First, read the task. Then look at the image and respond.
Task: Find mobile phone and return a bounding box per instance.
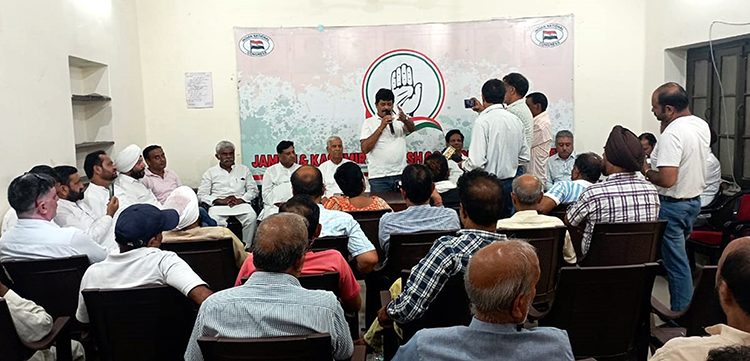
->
[109,183,115,198]
[464,98,475,108]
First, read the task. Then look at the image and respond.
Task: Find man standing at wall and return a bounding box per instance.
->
[525,92,552,184]
[360,89,416,193]
[643,82,710,312]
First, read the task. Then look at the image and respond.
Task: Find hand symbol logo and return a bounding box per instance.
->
[391,63,423,116]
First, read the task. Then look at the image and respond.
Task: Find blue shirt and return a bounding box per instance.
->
[318,205,375,257]
[546,153,576,190]
[544,179,592,206]
[378,204,460,253]
[393,318,573,361]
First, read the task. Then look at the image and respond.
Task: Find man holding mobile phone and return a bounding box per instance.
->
[360,88,416,193]
[79,150,120,252]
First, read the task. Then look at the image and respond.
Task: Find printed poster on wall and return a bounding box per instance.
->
[234,15,574,181]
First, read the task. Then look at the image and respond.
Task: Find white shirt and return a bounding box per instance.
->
[54,199,117,252]
[2,289,53,343]
[506,98,534,162]
[114,174,162,211]
[360,115,408,179]
[651,115,710,199]
[2,209,18,235]
[319,158,352,197]
[198,164,259,204]
[78,183,119,253]
[529,111,552,184]
[701,152,721,207]
[447,160,463,185]
[258,163,300,220]
[318,205,375,257]
[0,219,107,263]
[76,247,207,323]
[463,104,529,179]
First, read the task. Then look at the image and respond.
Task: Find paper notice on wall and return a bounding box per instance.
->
[185,72,213,108]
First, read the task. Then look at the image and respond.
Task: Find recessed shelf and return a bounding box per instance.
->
[72,93,112,103]
[75,141,114,150]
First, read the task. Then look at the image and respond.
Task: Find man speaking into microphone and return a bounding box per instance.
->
[360,88,416,192]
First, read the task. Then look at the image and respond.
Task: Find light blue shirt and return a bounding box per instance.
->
[544,179,592,206]
[393,318,573,361]
[378,204,460,253]
[317,205,374,257]
[545,153,577,190]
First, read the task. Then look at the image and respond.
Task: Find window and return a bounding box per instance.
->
[687,37,750,188]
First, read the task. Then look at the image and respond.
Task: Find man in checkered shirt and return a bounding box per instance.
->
[565,126,660,256]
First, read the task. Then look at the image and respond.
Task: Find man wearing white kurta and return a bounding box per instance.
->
[258,140,301,220]
[360,88,416,193]
[462,79,529,218]
[78,150,121,253]
[0,173,107,263]
[112,144,162,211]
[198,141,259,244]
[320,136,352,197]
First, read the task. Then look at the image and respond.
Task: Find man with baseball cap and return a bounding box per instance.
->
[75,204,213,324]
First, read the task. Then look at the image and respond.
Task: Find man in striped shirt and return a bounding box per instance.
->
[185,213,353,361]
[565,126,660,256]
[538,152,602,214]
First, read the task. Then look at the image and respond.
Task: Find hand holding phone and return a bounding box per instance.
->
[463,98,475,108]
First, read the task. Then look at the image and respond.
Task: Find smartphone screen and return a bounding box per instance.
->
[464,99,475,108]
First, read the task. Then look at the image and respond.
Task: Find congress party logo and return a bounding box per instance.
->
[239,33,275,57]
[362,49,445,131]
[531,23,568,48]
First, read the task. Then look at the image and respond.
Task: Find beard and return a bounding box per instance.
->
[67,190,84,202]
[130,168,146,180]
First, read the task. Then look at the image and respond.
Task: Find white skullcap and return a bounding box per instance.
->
[114,144,142,173]
[163,186,200,230]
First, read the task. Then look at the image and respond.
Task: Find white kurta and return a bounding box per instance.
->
[258,163,300,220]
[319,158,352,197]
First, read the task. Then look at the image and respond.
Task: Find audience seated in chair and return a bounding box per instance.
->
[79,151,121,252]
[378,164,460,253]
[185,213,354,361]
[706,345,750,361]
[291,165,378,273]
[320,136,356,197]
[76,204,212,324]
[197,140,259,244]
[651,237,750,360]
[537,152,602,214]
[364,169,508,350]
[392,240,573,361]
[565,126,660,256]
[112,144,162,211]
[2,165,73,236]
[140,145,183,204]
[235,194,361,313]
[0,173,108,263]
[161,187,248,268]
[257,140,300,220]
[497,174,576,263]
[424,152,460,208]
[323,162,391,212]
[0,280,85,361]
[702,129,722,207]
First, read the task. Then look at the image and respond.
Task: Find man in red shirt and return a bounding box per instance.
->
[235,194,361,313]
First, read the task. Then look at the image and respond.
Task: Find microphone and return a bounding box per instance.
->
[387,110,395,135]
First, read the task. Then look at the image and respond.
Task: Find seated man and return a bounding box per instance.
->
[185,213,353,361]
[537,152,602,214]
[379,164,460,253]
[112,144,162,210]
[651,237,750,360]
[258,140,300,220]
[53,165,118,248]
[497,174,576,264]
[392,240,573,361]
[0,173,107,263]
[141,144,182,204]
[79,151,121,252]
[198,140,259,244]
[1,165,62,235]
[320,136,353,197]
[545,130,576,190]
[565,126,660,256]
[424,152,460,207]
[702,130,722,207]
[76,204,212,324]
[1,280,85,361]
[235,194,361,313]
[161,187,247,268]
[291,165,378,273]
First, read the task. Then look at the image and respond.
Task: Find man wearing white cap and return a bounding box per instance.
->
[112,144,161,211]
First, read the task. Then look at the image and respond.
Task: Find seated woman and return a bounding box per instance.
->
[424,152,460,208]
[323,162,391,212]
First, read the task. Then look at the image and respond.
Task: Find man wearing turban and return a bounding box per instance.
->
[565,125,661,258]
[113,144,162,211]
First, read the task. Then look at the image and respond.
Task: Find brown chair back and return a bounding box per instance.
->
[579,221,666,266]
[309,236,349,259]
[539,263,659,360]
[500,226,566,304]
[382,230,457,282]
[297,272,340,295]
[82,285,198,361]
[677,266,726,336]
[350,209,391,253]
[0,298,33,361]
[197,333,332,361]
[549,203,570,221]
[0,255,89,318]
[160,238,237,291]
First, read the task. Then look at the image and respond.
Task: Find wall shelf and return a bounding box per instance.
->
[75,141,115,150]
[69,55,113,171]
[72,93,112,103]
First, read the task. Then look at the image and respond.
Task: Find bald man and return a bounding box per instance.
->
[185,213,353,361]
[652,237,750,360]
[393,240,573,361]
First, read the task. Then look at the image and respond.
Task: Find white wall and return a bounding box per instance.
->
[0,0,146,224]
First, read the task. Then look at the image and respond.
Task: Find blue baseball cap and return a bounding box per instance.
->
[115,204,179,247]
